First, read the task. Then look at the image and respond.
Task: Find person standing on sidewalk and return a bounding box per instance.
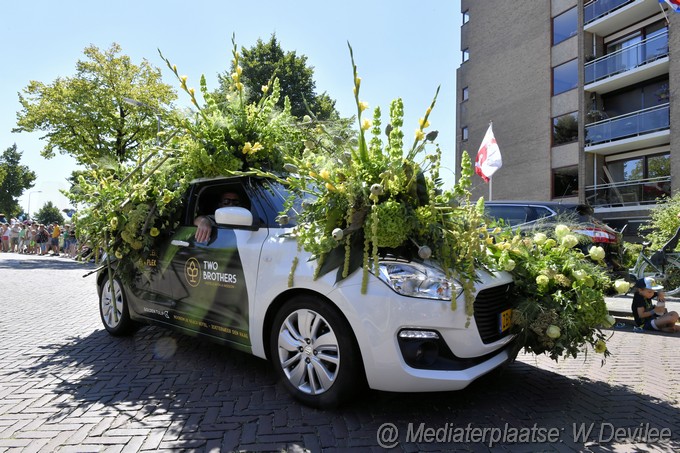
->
[50,221,61,256]
[631,277,680,333]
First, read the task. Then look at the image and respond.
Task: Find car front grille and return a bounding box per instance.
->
[473,283,514,344]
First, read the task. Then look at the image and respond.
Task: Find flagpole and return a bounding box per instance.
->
[660,1,670,24]
[489,177,493,201]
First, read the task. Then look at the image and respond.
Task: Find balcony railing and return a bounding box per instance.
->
[585,31,668,84]
[586,176,671,207]
[584,103,669,146]
[584,0,635,24]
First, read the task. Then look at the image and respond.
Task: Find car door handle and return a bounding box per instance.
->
[171,240,190,247]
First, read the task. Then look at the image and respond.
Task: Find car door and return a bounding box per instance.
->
[161,179,270,351]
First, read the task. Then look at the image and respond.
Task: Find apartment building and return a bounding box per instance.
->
[456,0,678,237]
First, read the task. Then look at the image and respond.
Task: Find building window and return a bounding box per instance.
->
[552,112,578,145]
[462,10,469,24]
[462,126,469,141]
[605,153,670,203]
[552,7,577,46]
[552,59,578,95]
[462,48,469,62]
[553,166,579,198]
[462,86,469,102]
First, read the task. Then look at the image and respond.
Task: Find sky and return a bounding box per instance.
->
[1,0,462,217]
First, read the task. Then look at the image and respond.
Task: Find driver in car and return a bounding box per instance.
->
[194,192,242,243]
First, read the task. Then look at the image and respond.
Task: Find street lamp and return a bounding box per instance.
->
[123,97,161,145]
[27,190,42,219]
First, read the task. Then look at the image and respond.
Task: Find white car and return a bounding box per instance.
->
[98,176,516,407]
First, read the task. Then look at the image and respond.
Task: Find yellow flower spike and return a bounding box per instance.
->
[361,118,372,131]
[172,64,177,73]
[251,142,263,153]
[242,142,253,155]
[308,171,318,178]
[320,169,330,180]
[261,85,269,93]
[231,72,239,82]
[415,129,425,141]
[358,101,368,112]
[418,118,430,128]
[236,65,242,75]
[355,76,361,88]
[188,88,195,96]
[325,182,337,192]
[236,82,244,91]
[180,75,188,85]
[150,227,160,237]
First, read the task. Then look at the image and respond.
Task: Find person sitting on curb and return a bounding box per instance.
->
[194,191,243,243]
[631,277,680,333]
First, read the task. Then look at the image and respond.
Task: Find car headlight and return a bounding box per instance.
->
[376,261,463,300]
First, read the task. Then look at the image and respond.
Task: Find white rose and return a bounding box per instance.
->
[555,224,570,239]
[533,233,547,245]
[589,246,606,261]
[546,325,561,339]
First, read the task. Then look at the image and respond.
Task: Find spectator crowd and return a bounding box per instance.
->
[0,214,79,258]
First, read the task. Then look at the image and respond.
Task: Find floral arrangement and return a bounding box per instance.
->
[486,222,628,361]
[72,36,301,282]
[278,45,489,312]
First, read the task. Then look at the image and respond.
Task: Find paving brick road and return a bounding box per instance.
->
[1,252,680,452]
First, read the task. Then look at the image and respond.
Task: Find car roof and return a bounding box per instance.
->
[484,200,593,215]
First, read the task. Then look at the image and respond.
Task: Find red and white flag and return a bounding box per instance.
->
[660,0,680,13]
[475,124,502,182]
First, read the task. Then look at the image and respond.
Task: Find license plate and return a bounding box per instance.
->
[499,309,513,333]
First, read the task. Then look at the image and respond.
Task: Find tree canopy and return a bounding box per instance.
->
[217,34,338,120]
[34,201,65,225]
[0,144,37,217]
[14,43,177,166]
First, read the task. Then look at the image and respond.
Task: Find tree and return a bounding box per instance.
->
[0,144,37,217]
[34,201,65,225]
[217,34,338,120]
[14,43,177,166]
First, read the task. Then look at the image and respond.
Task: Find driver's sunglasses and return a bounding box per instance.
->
[220,197,241,207]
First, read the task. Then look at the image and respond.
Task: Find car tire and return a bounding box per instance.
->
[269,295,364,408]
[99,277,138,336]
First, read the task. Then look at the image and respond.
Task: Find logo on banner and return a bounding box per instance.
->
[184,257,201,287]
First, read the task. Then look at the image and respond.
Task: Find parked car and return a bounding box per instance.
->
[98,176,516,408]
[484,200,626,277]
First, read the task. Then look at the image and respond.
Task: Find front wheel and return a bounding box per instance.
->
[269,296,364,408]
[638,256,680,297]
[99,277,138,336]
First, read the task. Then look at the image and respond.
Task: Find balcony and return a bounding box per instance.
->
[584,0,662,36]
[585,31,669,93]
[586,176,670,207]
[584,104,670,154]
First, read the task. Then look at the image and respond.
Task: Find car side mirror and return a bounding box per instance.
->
[214,207,253,227]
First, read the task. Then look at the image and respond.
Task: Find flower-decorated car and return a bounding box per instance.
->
[97,175,517,408]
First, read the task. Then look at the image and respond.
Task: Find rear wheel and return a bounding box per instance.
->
[638,256,680,296]
[269,296,364,408]
[99,277,137,336]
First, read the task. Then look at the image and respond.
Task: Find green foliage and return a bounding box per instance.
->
[0,144,37,217]
[642,192,680,250]
[216,34,338,120]
[35,201,65,225]
[14,43,176,165]
[487,225,615,362]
